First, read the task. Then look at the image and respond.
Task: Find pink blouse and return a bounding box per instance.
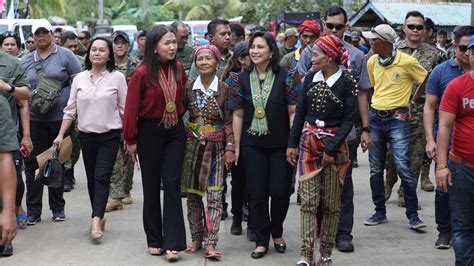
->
[63,70,127,133]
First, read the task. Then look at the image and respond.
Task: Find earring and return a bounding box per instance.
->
[154,50,157,54]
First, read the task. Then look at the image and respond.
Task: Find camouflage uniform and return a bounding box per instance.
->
[109,57,140,200]
[176,45,196,72]
[385,40,442,202]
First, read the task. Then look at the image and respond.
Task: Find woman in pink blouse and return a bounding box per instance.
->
[53,37,127,243]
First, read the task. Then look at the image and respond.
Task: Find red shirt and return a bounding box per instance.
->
[123,62,187,144]
[439,73,474,160]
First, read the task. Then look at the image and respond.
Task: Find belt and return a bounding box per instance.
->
[370,107,408,117]
[449,152,474,168]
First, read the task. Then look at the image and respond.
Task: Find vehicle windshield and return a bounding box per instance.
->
[96,27,113,34]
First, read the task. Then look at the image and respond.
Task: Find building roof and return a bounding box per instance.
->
[349,1,471,27]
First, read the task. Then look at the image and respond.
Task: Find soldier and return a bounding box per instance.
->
[278,28,298,60]
[385,11,442,206]
[132,31,146,62]
[170,21,195,73]
[106,31,140,212]
[78,31,91,50]
[59,31,85,192]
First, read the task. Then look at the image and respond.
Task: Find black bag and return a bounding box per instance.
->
[39,147,63,188]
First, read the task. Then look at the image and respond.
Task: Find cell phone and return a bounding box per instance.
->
[19,146,29,158]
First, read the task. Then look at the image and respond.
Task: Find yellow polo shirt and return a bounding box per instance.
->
[368,51,428,110]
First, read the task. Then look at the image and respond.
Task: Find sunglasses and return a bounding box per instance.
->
[325,23,345,31]
[457,45,468,53]
[27,40,34,44]
[2,31,16,38]
[406,24,424,31]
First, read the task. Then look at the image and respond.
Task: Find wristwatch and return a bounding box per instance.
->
[7,82,15,93]
[362,126,371,133]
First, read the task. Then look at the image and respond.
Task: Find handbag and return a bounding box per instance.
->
[39,146,63,188]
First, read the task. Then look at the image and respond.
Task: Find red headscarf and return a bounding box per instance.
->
[194,45,221,62]
[298,20,321,36]
[315,35,350,69]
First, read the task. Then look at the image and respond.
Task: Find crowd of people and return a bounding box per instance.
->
[0,5,473,266]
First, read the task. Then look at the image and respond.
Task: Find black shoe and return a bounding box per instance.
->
[0,244,13,257]
[435,231,452,249]
[336,238,355,252]
[250,248,267,259]
[242,203,249,222]
[231,216,243,235]
[221,208,228,220]
[274,242,286,253]
[247,227,257,242]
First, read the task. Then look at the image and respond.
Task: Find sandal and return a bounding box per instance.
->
[185,241,202,254]
[147,247,163,256]
[203,245,222,259]
[165,250,179,262]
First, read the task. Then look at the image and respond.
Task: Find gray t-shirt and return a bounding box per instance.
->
[297,41,370,140]
[21,44,82,122]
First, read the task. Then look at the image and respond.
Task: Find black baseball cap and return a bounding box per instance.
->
[233,41,249,58]
[112,30,130,43]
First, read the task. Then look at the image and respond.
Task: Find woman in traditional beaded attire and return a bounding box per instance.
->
[287,35,357,266]
[230,31,301,259]
[183,45,235,258]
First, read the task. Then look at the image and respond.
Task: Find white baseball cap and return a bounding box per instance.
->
[362,24,397,44]
[32,20,53,34]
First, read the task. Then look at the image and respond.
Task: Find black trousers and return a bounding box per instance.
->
[241,146,292,248]
[231,162,246,218]
[24,121,65,216]
[13,150,25,206]
[78,130,120,218]
[336,139,358,241]
[137,118,186,251]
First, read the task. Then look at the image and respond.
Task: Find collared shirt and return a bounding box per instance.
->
[192,75,219,93]
[368,51,428,110]
[21,43,82,122]
[0,51,30,123]
[312,69,343,86]
[426,57,465,138]
[188,52,232,81]
[63,70,128,134]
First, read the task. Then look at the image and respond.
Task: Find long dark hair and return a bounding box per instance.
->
[84,37,115,72]
[248,31,280,74]
[143,25,179,86]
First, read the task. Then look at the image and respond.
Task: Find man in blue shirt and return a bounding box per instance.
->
[424,26,474,250]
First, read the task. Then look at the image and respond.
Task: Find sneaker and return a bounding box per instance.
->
[52,210,66,222]
[364,213,387,226]
[0,244,13,257]
[336,238,354,252]
[27,214,41,226]
[408,216,426,230]
[434,231,452,249]
[16,209,28,229]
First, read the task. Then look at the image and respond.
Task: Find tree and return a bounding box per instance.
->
[165,0,241,20]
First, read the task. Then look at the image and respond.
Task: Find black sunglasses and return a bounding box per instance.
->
[325,23,345,31]
[406,24,424,31]
[27,40,34,44]
[457,45,468,53]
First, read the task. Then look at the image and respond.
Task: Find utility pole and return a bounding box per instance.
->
[98,0,104,21]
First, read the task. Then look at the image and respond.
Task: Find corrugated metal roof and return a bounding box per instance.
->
[371,2,471,26]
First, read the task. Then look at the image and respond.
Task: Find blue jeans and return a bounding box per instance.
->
[368,111,419,219]
[448,159,474,266]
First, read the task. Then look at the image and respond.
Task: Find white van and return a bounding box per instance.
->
[0,19,52,46]
[113,25,138,40]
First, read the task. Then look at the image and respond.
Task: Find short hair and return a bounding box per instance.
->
[230,23,245,38]
[137,30,147,39]
[405,11,425,22]
[208,19,230,35]
[438,30,447,36]
[248,31,280,74]
[80,30,91,39]
[170,21,187,33]
[454,26,474,44]
[54,27,63,34]
[84,37,115,72]
[0,31,21,48]
[27,33,34,39]
[60,31,77,45]
[424,17,435,31]
[325,6,348,24]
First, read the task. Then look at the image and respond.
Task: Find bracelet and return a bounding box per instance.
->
[435,164,448,170]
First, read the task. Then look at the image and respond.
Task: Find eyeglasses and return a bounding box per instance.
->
[325,23,345,31]
[27,41,34,44]
[406,24,424,31]
[457,45,468,53]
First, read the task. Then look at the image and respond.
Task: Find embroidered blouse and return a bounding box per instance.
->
[288,69,358,156]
